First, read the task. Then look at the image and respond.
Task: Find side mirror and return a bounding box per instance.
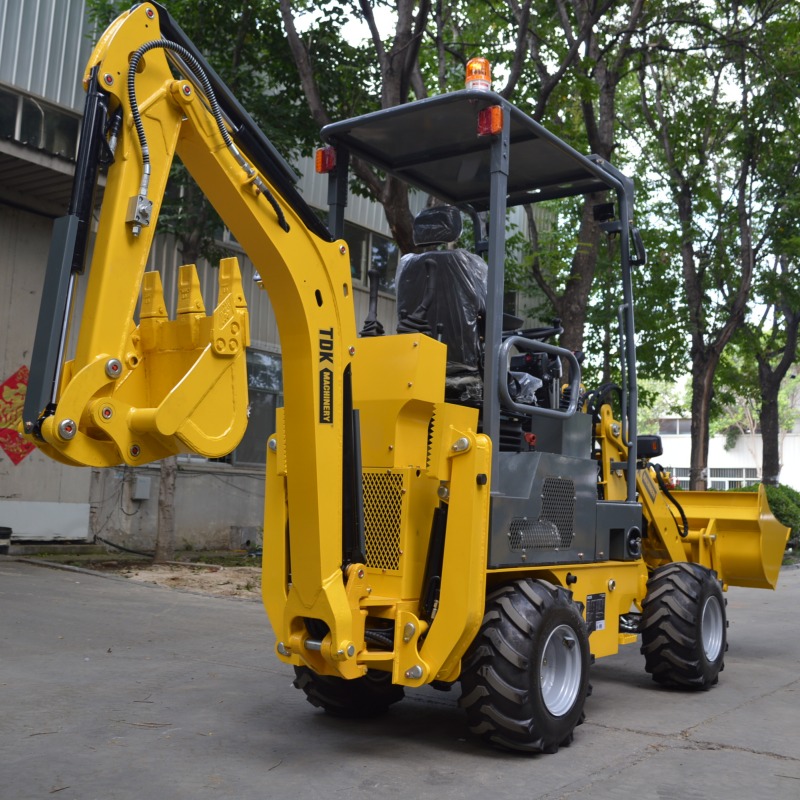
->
[630,226,647,267]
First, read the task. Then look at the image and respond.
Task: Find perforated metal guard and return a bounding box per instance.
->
[362,471,403,570]
[509,518,560,550]
[508,477,576,551]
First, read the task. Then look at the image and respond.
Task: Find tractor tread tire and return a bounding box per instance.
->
[459,578,590,754]
[293,666,404,718]
[641,562,728,690]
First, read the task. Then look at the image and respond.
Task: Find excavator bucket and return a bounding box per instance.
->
[674,485,789,590]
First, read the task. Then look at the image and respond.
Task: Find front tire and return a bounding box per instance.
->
[641,562,727,689]
[459,579,590,753]
[293,666,404,718]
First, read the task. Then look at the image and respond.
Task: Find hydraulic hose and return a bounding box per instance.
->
[653,463,689,538]
[126,39,289,231]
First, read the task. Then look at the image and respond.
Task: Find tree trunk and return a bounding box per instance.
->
[688,357,715,490]
[381,176,416,254]
[153,455,178,564]
[757,304,800,486]
[557,198,602,353]
[758,387,781,486]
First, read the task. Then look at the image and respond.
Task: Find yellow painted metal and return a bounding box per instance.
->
[544,562,647,659]
[264,332,492,686]
[636,467,690,566]
[24,4,250,467]
[594,405,628,503]
[29,4,373,685]
[176,58,360,677]
[677,485,787,589]
[352,334,446,469]
[637,467,788,589]
[598,398,789,590]
[488,562,648,660]
[34,4,791,699]
[419,426,491,683]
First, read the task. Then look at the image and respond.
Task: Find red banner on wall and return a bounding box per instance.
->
[0,365,36,465]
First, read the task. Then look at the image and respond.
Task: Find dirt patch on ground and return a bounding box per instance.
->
[22,552,265,599]
[117,562,262,599]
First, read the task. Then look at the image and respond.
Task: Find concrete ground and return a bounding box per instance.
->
[1,559,799,800]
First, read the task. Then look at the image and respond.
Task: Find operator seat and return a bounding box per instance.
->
[395,205,487,403]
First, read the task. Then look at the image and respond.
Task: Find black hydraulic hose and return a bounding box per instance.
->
[127,39,289,231]
[653,463,689,538]
[586,382,622,422]
[365,629,394,649]
[360,269,385,337]
[94,534,154,558]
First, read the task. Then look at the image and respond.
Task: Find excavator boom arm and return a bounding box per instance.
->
[23,2,355,466]
[21,2,372,675]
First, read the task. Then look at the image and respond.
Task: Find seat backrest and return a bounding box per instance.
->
[396,205,488,371]
[396,248,487,371]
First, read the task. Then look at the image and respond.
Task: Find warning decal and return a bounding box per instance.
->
[586,593,606,634]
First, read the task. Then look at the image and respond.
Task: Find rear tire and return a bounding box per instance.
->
[293,666,404,718]
[459,579,590,753]
[641,562,727,689]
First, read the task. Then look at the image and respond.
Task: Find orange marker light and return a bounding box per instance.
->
[315,145,337,174]
[465,57,491,91]
[477,105,503,136]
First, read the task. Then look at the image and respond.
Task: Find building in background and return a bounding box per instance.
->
[658,417,800,491]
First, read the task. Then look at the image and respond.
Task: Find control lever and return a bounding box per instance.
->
[359,268,385,337]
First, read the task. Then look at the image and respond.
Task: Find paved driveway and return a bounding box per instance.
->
[2,559,799,799]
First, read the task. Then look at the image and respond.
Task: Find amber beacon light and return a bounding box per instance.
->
[465,57,491,91]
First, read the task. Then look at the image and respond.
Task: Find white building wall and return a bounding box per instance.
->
[0,206,93,538]
[660,432,800,491]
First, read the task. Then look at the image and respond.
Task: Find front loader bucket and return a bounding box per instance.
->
[675,485,789,590]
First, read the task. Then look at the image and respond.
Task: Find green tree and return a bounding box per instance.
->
[505,0,647,354]
[715,302,800,482]
[629,0,800,488]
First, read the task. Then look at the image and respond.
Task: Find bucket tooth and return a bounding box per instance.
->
[212,256,250,353]
[177,263,206,316]
[140,271,168,351]
[141,271,168,319]
[218,256,246,308]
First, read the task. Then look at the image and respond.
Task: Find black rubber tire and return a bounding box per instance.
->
[459,579,591,753]
[640,562,728,690]
[293,666,404,718]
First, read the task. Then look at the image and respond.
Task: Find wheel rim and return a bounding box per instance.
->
[540,624,582,717]
[701,595,724,661]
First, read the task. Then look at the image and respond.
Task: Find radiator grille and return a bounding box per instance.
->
[362,472,403,570]
[509,477,576,551]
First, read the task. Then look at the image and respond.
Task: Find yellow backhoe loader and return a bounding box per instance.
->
[21,3,789,753]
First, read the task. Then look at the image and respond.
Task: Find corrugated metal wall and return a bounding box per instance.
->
[0,0,92,110]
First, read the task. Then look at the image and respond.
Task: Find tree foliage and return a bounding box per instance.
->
[622,0,800,487]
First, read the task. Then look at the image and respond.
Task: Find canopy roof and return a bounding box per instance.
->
[321,89,619,211]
